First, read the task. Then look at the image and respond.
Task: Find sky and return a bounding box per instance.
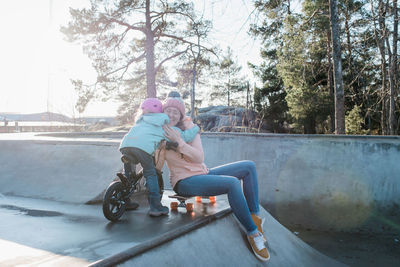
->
[0,0,268,118]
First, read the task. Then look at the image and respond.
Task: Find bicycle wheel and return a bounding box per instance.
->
[103,181,126,221]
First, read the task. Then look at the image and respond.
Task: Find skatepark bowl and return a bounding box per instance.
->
[0,132,399,266]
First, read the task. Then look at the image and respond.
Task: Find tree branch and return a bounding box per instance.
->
[155,48,190,73]
[158,33,213,53]
[109,18,146,33]
[104,52,146,77]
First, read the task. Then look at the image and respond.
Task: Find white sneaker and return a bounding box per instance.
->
[247,232,270,261]
[251,214,266,242]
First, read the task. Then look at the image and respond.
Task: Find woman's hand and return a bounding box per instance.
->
[163,125,182,143]
[158,140,167,150]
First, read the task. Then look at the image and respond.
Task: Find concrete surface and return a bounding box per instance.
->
[201,133,400,232]
[288,225,400,267]
[1,131,399,265]
[0,134,120,203]
[0,190,231,266]
[0,188,343,266]
[1,132,399,232]
[5,131,400,232]
[115,206,343,267]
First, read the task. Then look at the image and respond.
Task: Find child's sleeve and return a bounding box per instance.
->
[172,124,200,143]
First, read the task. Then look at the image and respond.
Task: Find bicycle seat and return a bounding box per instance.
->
[121,153,139,164]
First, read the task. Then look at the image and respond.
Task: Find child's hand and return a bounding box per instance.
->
[182,116,195,129]
[163,125,182,143]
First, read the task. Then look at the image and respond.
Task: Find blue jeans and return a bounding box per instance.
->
[120,147,160,199]
[174,160,260,235]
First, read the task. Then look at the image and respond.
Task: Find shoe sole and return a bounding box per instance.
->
[148,211,169,217]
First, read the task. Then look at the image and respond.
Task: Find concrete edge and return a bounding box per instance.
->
[35,131,400,140]
[88,208,232,267]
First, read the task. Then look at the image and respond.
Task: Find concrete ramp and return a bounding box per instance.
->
[0,133,345,266]
[0,138,121,203]
[92,207,344,267]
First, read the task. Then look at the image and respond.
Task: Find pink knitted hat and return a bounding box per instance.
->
[162,94,185,118]
[141,98,163,113]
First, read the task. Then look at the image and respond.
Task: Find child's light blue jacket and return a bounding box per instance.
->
[119,113,199,155]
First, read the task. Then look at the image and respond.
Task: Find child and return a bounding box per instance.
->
[119,98,199,216]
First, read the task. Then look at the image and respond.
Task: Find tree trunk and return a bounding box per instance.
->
[387,36,395,135]
[371,0,388,135]
[227,79,230,107]
[344,0,360,106]
[375,0,387,134]
[246,81,250,110]
[191,60,197,119]
[145,0,156,98]
[344,1,353,68]
[389,0,398,135]
[190,35,201,119]
[327,31,335,133]
[304,117,316,134]
[329,0,345,134]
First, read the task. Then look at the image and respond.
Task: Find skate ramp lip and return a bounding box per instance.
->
[91,206,345,267]
[90,206,232,267]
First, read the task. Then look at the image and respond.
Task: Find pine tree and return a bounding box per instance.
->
[61,0,212,117]
[346,105,367,134]
[209,47,246,107]
[250,0,290,132]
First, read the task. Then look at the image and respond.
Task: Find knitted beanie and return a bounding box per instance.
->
[141,98,163,113]
[162,91,186,118]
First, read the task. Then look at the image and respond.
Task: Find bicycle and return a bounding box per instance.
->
[102,152,164,222]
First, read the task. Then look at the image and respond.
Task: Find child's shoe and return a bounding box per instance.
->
[247,232,270,261]
[251,214,266,241]
[148,196,169,217]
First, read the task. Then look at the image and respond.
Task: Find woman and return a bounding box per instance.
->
[155,92,270,261]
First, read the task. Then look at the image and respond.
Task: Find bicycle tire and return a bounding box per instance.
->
[103,181,126,221]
